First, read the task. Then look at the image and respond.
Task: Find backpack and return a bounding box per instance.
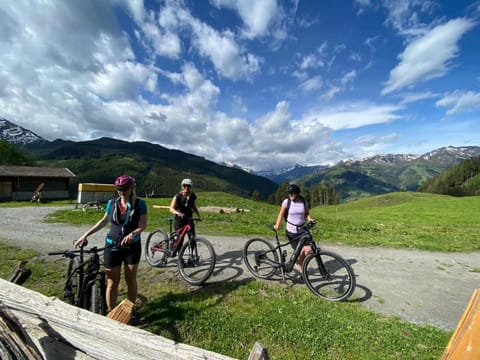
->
[284,196,307,222]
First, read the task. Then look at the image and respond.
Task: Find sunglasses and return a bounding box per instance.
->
[116,187,131,192]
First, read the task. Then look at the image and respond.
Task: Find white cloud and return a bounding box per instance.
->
[90,62,156,100]
[436,90,480,115]
[398,91,439,104]
[341,70,357,87]
[210,0,280,39]
[190,19,263,81]
[299,75,322,92]
[382,18,476,94]
[304,102,403,130]
[381,0,437,39]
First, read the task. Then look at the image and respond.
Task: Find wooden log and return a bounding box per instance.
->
[0,302,43,360]
[0,278,236,360]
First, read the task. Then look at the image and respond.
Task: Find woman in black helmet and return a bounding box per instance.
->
[274,184,314,281]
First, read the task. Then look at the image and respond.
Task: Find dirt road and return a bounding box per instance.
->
[1,206,479,331]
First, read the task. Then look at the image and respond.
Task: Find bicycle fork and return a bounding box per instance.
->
[314,251,330,279]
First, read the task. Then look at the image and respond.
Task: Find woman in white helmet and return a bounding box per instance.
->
[169,178,202,236]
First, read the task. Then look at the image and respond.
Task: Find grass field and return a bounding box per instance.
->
[3,191,477,359]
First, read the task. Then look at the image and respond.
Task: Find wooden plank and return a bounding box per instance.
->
[0,278,237,360]
[106,299,133,324]
[441,288,480,359]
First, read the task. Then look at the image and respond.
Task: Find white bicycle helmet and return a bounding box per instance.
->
[181,178,193,187]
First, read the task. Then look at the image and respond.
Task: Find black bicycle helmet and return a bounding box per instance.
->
[286,184,300,194]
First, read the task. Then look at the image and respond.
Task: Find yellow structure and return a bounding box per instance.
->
[77,183,116,204]
[441,288,480,359]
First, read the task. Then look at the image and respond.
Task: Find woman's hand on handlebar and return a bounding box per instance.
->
[74,236,88,249]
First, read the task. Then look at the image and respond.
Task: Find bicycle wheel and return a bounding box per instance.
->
[64,257,81,305]
[243,238,279,280]
[303,250,356,301]
[89,277,107,315]
[178,237,216,286]
[145,229,169,267]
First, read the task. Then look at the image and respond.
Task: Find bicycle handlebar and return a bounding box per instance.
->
[269,220,316,233]
[48,244,114,257]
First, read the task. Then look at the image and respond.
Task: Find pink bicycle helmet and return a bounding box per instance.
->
[114,175,136,188]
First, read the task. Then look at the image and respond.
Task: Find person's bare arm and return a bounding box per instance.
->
[74,213,109,248]
[273,206,286,231]
[169,196,183,217]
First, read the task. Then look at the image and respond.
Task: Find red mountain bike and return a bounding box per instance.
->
[145,218,216,285]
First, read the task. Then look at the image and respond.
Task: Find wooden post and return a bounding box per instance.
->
[248,341,269,360]
[7,261,31,285]
[441,288,480,359]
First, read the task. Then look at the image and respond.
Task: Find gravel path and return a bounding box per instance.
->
[2,205,480,331]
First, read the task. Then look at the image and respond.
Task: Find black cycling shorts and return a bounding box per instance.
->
[286,231,310,250]
[104,240,141,268]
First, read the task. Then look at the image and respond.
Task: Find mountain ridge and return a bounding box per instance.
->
[2,116,479,202]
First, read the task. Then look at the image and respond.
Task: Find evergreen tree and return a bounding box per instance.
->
[275,181,290,204]
[0,140,35,165]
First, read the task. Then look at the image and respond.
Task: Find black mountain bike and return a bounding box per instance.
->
[145,218,216,285]
[48,244,109,314]
[243,222,356,301]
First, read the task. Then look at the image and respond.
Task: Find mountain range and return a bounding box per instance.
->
[0,117,46,145]
[1,117,479,202]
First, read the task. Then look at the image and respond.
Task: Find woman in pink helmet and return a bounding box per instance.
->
[74,175,147,312]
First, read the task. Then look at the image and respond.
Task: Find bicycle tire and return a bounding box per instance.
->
[145,228,169,267]
[178,237,216,285]
[64,257,81,305]
[243,238,279,280]
[302,250,356,301]
[89,278,107,315]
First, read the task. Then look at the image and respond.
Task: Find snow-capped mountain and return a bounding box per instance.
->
[0,117,47,145]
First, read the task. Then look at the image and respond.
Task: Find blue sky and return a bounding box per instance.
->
[1,0,479,171]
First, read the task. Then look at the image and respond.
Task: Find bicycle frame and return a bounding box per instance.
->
[272,225,317,273]
[167,218,197,255]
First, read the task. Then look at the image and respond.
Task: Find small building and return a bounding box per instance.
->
[0,165,76,202]
[77,183,116,205]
